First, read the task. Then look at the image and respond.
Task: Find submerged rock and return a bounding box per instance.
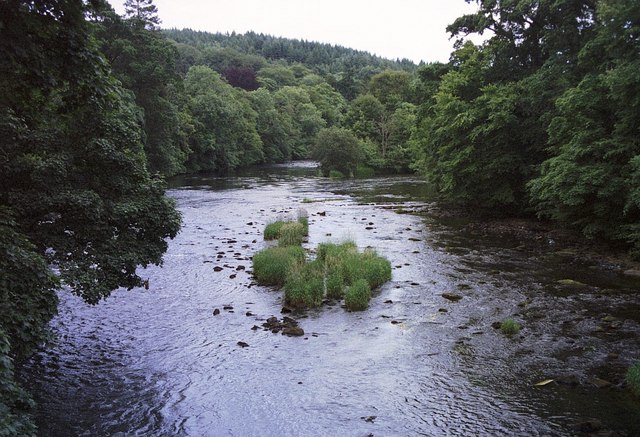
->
[441,293,463,302]
[623,269,640,278]
[557,279,587,287]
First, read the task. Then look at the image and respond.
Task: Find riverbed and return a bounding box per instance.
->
[25,162,640,436]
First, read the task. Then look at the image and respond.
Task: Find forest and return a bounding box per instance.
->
[1,0,639,434]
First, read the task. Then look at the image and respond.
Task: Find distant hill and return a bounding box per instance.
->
[163,29,418,75]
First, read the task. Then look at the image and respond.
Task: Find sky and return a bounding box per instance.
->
[111,0,482,64]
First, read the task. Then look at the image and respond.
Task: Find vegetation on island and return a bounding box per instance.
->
[2,0,640,433]
[252,220,392,311]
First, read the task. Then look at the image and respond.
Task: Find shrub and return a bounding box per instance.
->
[264,220,286,240]
[284,261,324,308]
[252,246,305,286]
[354,165,375,178]
[278,222,306,247]
[626,362,640,397]
[500,319,521,336]
[345,279,371,311]
[329,169,346,179]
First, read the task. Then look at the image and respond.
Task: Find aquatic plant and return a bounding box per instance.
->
[264,220,286,240]
[345,279,371,311]
[500,318,521,336]
[278,222,306,247]
[284,261,325,308]
[252,246,305,286]
[626,362,640,397]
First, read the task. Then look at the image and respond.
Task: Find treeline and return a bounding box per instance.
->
[413,0,640,257]
[95,20,423,177]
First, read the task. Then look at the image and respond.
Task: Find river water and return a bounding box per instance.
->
[24,162,640,436]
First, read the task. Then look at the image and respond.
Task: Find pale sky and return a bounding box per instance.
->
[110,0,482,63]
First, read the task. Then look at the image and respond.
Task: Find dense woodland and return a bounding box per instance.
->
[1,0,639,433]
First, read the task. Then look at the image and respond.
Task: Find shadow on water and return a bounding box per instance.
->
[23,161,640,436]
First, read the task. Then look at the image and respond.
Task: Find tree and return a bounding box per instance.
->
[124,0,161,30]
[95,8,188,177]
[0,0,180,431]
[183,65,263,171]
[312,127,363,176]
[528,0,640,255]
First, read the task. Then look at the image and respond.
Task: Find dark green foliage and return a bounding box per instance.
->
[626,362,640,397]
[283,261,325,309]
[344,279,372,311]
[252,246,305,286]
[325,269,346,299]
[312,127,363,176]
[0,209,58,435]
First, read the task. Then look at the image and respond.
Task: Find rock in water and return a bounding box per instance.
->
[441,293,463,302]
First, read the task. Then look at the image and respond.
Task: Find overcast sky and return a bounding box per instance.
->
[110,0,481,63]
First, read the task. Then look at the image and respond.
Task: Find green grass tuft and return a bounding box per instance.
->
[284,261,325,308]
[344,279,371,311]
[264,220,286,240]
[252,246,305,286]
[278,221,306,247]
[626,362,640,397]
[500,318,521,336]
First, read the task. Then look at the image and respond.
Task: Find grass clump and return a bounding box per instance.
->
[500,318,521,336]
[252,246,305,286]
[254,220,392,311]
[278,222,306,247]
[341,249,392,289]
[264,220,286,240]
[626,362,640,397]
[263,212,309,242]
[344,279,371,311]
[284,261,325,309]
[329,169,346,179]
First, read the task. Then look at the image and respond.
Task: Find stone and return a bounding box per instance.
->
[557,279,587,287]
[441,293,463,302]
[282,327,304,337]
[213,308,220,316]
[623,269,640,278]
[237,341,249,348]
[213,266,223,272]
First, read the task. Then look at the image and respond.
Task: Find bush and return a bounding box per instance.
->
[626,362,640,397]
[354,165,375,178]
[500,318,521,336]
[278,222,306,247]
[264,220,286,240]
[284,261,325,308]
[329,169,346,179]
[252,246,305,286]
[345,279,371,311]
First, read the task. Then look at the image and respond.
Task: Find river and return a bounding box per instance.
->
[24,162,640,436]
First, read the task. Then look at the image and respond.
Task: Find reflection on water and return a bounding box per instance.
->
[24,162,640,436]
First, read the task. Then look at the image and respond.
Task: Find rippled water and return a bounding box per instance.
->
[24,162,640,436]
